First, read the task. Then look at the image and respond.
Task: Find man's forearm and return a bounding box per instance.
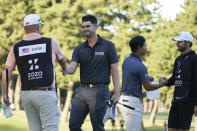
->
[1,67,11,97]
[112,66,120,94]
[65,61,78,74]
[66,67,75,74]
[167,75,174,86]
[2,69,7,96]
[58,56,66,71]
[2,67,13,105]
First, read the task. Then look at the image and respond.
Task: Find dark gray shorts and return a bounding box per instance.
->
[168,99,194,129]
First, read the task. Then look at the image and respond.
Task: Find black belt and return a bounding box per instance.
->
[121,93,142,103]
[22,88,56,91]
[121,93,140,98]
[81,83,108,88]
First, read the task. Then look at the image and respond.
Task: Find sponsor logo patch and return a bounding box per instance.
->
[19,44,46,56]
[95,52,104,56]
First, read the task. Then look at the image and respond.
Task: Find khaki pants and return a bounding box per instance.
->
[20,90,60,131]
[118,95,143,131]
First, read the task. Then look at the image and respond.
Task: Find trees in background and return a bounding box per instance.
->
[0,0,197,128]
[144,0,197,106]
[142,0,197,127]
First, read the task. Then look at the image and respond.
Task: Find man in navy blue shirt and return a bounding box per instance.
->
[65,15,119,131]
[118,36,165,131]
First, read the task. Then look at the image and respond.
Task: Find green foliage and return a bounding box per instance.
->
[0,111,195,130]
[0,0,159,91]
[0,0,27,69]
[143,0,197,105]
[1,0,196,105]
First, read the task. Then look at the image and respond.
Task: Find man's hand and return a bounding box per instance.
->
[149,76,154,81]
[3,95,10,106]
[194,106,197,117]
[159,77,167,83]
[61,70,67,76]
[111,91,119,104]
[159,77,168,86]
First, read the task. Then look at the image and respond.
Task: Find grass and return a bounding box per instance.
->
[0,111,195,131]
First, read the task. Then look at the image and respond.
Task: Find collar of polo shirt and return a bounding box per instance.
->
[130,53,142,62]
[84,35,102,47]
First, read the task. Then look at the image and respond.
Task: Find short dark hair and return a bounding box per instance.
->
[129,36,146,52]
[82,15,97,25]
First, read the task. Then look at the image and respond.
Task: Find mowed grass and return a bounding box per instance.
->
[0,111,195,131]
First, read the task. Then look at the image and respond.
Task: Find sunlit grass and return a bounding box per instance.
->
[0,111,195,131]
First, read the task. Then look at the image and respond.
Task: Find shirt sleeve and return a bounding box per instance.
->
[5,46,16,70]
[191,55,197,105]
[72,46,80,63]
[167,75,175,86]
[108,43,119,64]
[138,65,149,83]
[166,59,177,86]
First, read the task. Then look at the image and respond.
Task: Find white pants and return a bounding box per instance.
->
[20,90,60,131]
[118,95,143,131]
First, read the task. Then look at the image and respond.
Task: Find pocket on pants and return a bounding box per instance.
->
[97,86,110,100]
[53,92,58,105]
[119,96,143,114]
[95,86,110,111]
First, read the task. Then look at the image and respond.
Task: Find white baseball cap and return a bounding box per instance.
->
[24,14,44,26]
[172,31,193,43]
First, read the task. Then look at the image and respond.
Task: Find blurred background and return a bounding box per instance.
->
[0,0,197,130]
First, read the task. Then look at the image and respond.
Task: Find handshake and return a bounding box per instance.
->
[61,68,74,76]
[149,76,168,87]
[157,77,168,87]
[159,77,167,83]
[60,62,78,76]
[61,69,67,76]
[159,77,167,81]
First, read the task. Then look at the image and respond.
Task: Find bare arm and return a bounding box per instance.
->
[66,61,78,74]
[111,63,120,103]
[2,66,14,105]
[142,77,167,91]
[52,39,67,75]
[57,56,66,71]
[2,47,16,105]
[194,106,197,117]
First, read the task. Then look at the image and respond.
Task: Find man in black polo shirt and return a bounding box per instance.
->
[160,31,197,131]
[66,15,120,131]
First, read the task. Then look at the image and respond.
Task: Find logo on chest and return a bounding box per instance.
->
[95,52,104,56]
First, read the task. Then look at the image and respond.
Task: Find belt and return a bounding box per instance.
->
[22,88,56,91]
[121,93,140,98]
[121,93,142,103]
[81,83,108,88]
